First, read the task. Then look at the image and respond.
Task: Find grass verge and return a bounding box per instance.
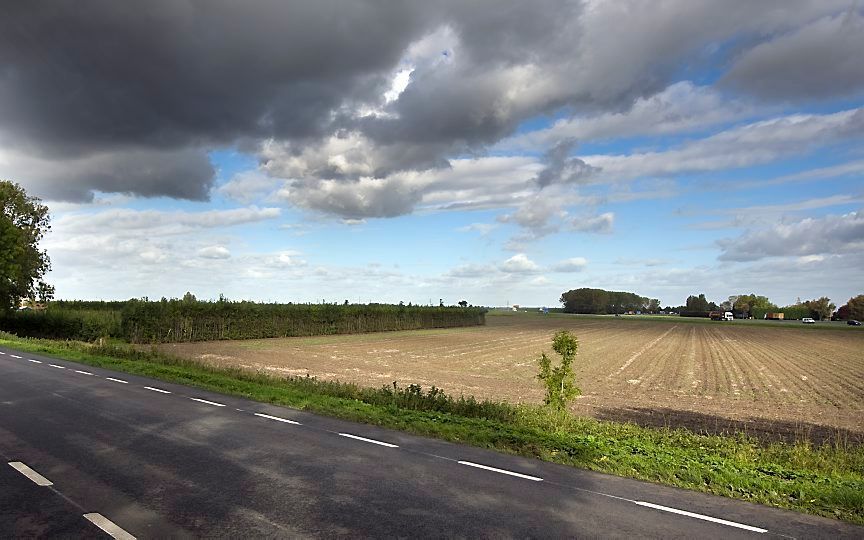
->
[2,332,862,525]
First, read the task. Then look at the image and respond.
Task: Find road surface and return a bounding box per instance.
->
[1,345,861,539]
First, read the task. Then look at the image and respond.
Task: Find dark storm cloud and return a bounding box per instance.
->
[0,0,858,206]
[722,10,864,102]
[0,0,429,154]
[5,148,215,202]
[0,0,433,200]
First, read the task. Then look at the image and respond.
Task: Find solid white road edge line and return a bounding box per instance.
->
[48,364,66,369]
[105,377,128,384]
[8,461,53,486]
[28,359,42,364]
[338,433,399,448]
[189,397,226,407]
[255,412,301,425]
[143,386,171,394]
[457,461,543,482]
[634,501,767,534]
[9,354,22,358]
[83,513,137,540]
[74,370,94,375]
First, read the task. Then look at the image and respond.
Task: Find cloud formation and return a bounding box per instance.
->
[723,11,864,101]
[552,258,588,272]
[2,1,858,206]
[584,107,864,180]
[534,140,599,188]
[570,212,615,234]
[717,211,864,261]
[501,254,540,274]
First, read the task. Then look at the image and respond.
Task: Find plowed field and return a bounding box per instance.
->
[156,313,864,441]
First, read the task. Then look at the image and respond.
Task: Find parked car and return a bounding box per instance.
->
[848,320,862,326]
[801,317,815,324]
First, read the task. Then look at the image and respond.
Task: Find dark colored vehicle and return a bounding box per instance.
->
[848,320,862,326]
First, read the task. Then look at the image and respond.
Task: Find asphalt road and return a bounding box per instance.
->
[1,346,861,539]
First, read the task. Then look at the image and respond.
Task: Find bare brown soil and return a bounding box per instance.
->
[156,313,864,442]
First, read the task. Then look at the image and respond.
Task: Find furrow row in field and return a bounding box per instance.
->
[712,327,785,402]
[616,326,685,395]
[745,332,858,407]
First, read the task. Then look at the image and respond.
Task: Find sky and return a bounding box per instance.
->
[1,0,863,308]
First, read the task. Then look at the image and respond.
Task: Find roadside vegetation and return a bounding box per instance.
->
[1,330,861,525]
[0,297,486,343]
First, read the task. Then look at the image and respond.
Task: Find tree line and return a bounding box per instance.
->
[560,288,659,314]
[678,292,862,320]
[560,286,863,321]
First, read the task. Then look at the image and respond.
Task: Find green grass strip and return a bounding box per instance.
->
[2,332,862,525]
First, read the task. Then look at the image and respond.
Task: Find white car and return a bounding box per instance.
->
[801,317,815,324]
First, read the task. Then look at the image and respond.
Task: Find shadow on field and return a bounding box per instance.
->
[593,406,864,446]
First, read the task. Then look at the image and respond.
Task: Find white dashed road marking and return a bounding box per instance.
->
[0,351,6,354]
[9,354,22,358]
[634,501,767,533]
[8,461,53,486]
[105,377,128,384]
[458,461,543,481]
[143,386,171,394]
[48,364,66,369]
[255,412,301,425]
[28,359,42,364]
[74,370,94,376]
[189,397,226,407]
[338,433,399,448]
[83,513,137,540]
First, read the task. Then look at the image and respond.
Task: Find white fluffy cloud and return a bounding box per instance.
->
[501,253,540,274]
[272,155,541,218]
[717,210,864,261]
[584,107,864,180]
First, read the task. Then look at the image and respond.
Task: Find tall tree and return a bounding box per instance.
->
[733,293,776,318]
[0,181,53,314]
[804,297,835,321]
[685,293,709,312]
[845,295,864,321]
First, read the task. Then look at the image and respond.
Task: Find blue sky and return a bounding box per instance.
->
[2,1,863,308]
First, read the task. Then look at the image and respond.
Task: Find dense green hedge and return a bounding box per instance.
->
[0,308,122,341]
[752,305,812,320]
[121,300,486,343]
[0,299,486,343]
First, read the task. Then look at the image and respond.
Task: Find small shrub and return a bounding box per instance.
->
[537,330,580,410]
